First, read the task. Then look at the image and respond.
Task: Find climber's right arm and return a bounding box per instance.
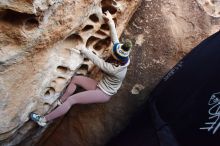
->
[103,11,119,44]
[108,19,119,44]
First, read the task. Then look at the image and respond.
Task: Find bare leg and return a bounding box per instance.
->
[59,76,98,102]
[45,88,110,121]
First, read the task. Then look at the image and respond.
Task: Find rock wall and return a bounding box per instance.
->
[0,0,140,145]
[36,0,220,146]
[196,0,220,18]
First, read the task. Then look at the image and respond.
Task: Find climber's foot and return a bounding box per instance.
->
[30,112,47,127]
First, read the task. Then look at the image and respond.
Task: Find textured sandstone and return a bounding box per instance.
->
[0,0,62,14]
[0,0,140,145]
[196,0,220,18]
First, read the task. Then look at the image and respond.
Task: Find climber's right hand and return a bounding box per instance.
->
[102,11,113,23]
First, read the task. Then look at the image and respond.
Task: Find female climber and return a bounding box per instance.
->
[29,11,132,126]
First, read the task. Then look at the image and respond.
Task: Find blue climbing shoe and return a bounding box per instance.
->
[30,112,47,127]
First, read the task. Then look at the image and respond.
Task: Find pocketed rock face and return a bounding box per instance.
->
[0,0,140,145]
